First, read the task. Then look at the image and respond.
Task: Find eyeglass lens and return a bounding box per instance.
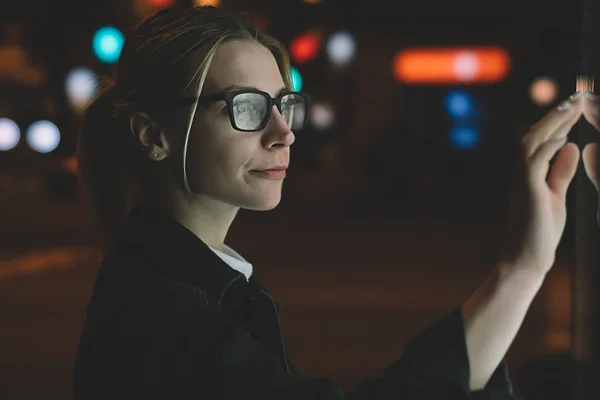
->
[232,92,306,131]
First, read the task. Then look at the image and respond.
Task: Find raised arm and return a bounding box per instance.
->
[462,92,585,390]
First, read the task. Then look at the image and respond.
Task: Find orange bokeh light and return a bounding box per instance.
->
[393,47,510,84]
[194,0,221,6]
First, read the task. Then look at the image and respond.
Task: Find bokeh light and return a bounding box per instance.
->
[326,31,356,67]
[529,76,559,107]
[194,0,221,6]
[26,120,61,154]
[290,33,320,64]
[149,0,175,6]
[61,155,78,175]
[453,52,479,81]
[449,125,480,149]
[65,68,98,113]
[290,67,303,91]
[0,118,20,151]
[248,15,268,33]
[445,90,475,119]
[132,0,160,18]
[92,26,124,64]
[310,103,335,130]
[393,47,510,84]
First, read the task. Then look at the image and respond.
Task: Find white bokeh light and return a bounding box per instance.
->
[326,31,356,67]
[310,103,335,130]
[453,52,479,81]
[0,118,20,151]
[529,76,559,106]
[65,68,98,113]
[26,120,61,153]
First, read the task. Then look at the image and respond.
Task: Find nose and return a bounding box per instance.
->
[262,105,295,148]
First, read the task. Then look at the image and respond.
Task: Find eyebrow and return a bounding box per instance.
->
[214,85,288,97]
[179,85,290,107]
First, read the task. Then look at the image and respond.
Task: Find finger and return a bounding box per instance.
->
[521,92,584,158]
[527,135,571,185]
[582,91,600,131]
[583,142,598,191]
[546,142,580,202]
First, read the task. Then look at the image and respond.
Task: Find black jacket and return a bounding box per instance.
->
[73,203,519,399]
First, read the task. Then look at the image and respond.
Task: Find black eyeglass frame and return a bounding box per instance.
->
[180,89,310,132]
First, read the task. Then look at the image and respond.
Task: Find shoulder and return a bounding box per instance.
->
[79,230,252,355]
[93,243,212,315]
[79,244,236,358]
[75,253,253,398]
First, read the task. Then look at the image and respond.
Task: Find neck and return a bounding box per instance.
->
[144,190,239,252]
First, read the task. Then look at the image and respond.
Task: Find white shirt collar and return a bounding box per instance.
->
[209,245,253,281]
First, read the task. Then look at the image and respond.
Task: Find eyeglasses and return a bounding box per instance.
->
[182,89,310,132]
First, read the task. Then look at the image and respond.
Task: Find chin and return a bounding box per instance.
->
[241,193,282,211]
[247,204,280,211]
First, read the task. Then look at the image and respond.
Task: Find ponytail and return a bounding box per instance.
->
[77,82,142,253]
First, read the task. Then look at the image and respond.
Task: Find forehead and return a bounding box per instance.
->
[199,41,285,96]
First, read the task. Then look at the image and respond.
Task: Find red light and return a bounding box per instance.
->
[290,33,320,64]
[248,16,269,33]
[149,0,175,7]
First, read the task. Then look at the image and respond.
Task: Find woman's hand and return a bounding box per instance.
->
[582,142,597,190]
[582,91,600,225]
[502,92,584,274]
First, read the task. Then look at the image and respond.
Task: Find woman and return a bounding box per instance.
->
[73,4,599,399]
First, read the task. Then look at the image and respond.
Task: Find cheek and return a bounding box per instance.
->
[213,137,256,175]
[186,124,256,181]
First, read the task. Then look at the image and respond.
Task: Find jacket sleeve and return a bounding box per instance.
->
[382,307,520,400]
[124,305,519,400]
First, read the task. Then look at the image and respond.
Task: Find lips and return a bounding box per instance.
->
[251,165,288,172]
[249,168,287,179]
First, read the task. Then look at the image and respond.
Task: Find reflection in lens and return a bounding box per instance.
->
[281,94,307,131]
[283,105,295,127]
[233,92,267,130]
[292,108,306,130]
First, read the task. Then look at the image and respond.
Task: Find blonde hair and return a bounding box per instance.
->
[77,5,292,252]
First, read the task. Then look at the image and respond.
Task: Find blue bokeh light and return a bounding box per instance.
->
[445,90,475,119]
[93,26,124,64]
[290,67,303,92]
[449,125,480,149]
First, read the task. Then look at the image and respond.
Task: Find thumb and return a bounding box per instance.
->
[545,142,580,202]
[583,143,599,191]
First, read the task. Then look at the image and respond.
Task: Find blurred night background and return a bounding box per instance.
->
[0,0,591,399]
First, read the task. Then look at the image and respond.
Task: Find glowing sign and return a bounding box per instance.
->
[393,47,510,84]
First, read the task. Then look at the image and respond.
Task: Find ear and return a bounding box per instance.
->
[129,112,170,161]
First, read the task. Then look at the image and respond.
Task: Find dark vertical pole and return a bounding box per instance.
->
[573,0,599,398]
